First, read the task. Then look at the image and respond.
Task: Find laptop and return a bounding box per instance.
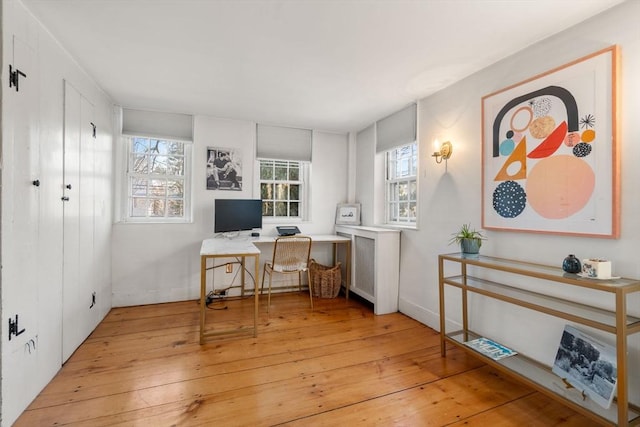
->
[276,226,301,236]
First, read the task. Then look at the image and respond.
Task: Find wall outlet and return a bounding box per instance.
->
[226,263,233,273]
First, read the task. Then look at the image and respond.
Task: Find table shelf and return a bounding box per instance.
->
[445,330,640,426]
[443,275,640,333]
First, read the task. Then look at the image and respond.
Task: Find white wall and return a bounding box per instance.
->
[111,115,348,306]
[393,0,640,404]
[355,124,375,225]
[1,0,114,424]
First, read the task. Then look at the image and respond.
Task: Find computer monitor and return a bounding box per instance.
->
[214,198,262,233]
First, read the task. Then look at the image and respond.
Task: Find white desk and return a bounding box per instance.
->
[199,234,351,344]
[199,238,260,343]
[253,234,351,300]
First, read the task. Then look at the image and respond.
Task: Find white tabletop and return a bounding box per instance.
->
[335,225,401,233]
[201,234,350,256]
[252,234,350,244]
[200,237,262,256]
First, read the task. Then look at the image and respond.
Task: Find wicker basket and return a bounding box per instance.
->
[309,259,342,298]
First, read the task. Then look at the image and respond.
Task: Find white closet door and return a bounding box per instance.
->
[2,35,42,423]
[79,94,98,336]
[62,81,97,361]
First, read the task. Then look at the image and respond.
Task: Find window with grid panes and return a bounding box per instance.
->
[385,142,417,225]
[124,136,191,222]
[259,159,306,219]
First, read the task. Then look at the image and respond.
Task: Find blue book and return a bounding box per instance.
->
[464,337,517,360]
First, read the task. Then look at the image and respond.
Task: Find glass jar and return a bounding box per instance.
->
[562,254,581,274]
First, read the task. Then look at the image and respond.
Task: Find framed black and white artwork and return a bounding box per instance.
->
[206,147,242,191]
[552,325,617,409]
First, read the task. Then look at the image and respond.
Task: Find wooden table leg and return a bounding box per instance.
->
[199,255,207,345]
[253,254,259,337]
[345,240,351,300]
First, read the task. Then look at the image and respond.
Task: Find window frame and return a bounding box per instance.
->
[384,142,418,227]
[257,158,310,222]
[120,134,193,223]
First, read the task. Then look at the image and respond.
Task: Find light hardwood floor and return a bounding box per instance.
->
[15,292,600,426]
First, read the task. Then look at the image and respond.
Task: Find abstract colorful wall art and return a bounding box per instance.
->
[482,46,618,237]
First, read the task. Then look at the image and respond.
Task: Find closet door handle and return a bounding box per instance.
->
[66,184,72,189]
[61,196,70,202]
[32,179,40,187]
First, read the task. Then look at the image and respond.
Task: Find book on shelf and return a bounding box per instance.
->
[464,337,517,360]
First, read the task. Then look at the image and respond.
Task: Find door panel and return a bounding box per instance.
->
[79,94,97,335]
[62,81,81,361]
[354,236,375,299]
[62,81,96,361]
[2,34,42,424]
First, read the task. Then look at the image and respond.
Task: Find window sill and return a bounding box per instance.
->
[117,218,193,225]
[379,223,417,231]
[262,218,306,224]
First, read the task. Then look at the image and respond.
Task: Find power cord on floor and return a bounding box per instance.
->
[205,290,228,310]
[202,258,259,310]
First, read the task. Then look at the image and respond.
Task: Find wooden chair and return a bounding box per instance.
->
[261,235,313,312]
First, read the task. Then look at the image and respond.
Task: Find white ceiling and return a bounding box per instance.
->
[22,0,625,133]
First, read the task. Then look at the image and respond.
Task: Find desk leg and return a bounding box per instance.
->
[241,256,246,297]
[345,240,351,300]
[199,255,207,345]
[253,254,259,337]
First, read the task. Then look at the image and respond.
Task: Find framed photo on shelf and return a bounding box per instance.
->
[481,46,619,238]
[335,203,361,225]
[552,325,617,409]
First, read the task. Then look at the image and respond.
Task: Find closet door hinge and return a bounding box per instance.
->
[8,314,26,340]
[9,64,27,92]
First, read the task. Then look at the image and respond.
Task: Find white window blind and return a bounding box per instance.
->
[256,124,312,161]
[376,103,417,153]
[122,108,193,141]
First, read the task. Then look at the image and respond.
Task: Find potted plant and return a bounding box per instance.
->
[449,223,486,255]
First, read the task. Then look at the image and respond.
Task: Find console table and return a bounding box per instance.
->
[438,253,640,426]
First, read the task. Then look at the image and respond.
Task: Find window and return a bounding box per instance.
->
[385,142,417,225]
[124,136,191,222]
[259,159,308,220]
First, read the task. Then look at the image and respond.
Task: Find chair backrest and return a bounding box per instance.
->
[271,236,312,272]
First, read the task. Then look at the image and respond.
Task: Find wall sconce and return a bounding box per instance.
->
[432,140,453,164]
